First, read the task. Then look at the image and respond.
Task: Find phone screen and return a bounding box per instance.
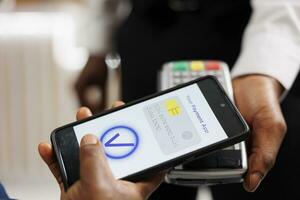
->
[73,83,228,179]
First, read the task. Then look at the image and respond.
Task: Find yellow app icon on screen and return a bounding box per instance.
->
[165,99,182,116]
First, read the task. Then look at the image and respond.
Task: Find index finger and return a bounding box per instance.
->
[38,142,65,192]
[76,107,93,121]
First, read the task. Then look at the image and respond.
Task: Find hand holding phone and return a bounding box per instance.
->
[39,107,164,200]
[51,76,249,190]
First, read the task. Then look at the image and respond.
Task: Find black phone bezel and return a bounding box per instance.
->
[51,76,249,190]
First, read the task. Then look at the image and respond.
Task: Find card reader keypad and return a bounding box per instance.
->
[166,61,228,92]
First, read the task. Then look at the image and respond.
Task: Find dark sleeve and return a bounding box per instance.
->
[0,183,9,199]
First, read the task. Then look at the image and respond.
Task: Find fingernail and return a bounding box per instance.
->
[81,135,98,146]
[247,173,263,192]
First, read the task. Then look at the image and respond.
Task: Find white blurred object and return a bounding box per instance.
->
[197,186,214,200]
[105,52,121,70]
[0,12,87,200]
[105,52,121,106]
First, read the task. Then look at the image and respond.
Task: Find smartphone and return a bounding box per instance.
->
[51,76,249,190]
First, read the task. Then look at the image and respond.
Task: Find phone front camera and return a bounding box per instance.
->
[220,103,226,108]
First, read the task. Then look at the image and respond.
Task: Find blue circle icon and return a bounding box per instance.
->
[100,126,139,159]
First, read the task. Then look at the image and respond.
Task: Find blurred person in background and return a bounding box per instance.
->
[76,0,300,200]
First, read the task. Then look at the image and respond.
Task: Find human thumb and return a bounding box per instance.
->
[80,134,113,187]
